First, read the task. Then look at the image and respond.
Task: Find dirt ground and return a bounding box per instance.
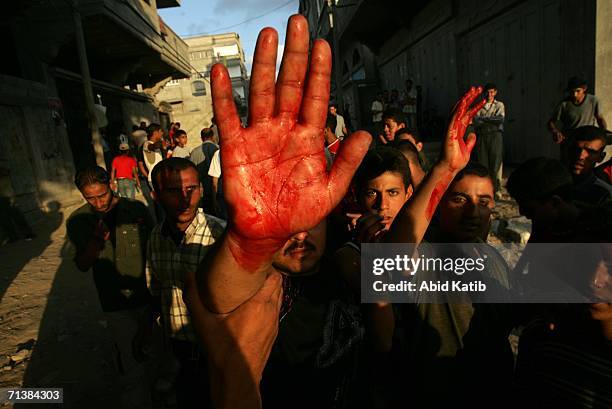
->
[0,203,121,408]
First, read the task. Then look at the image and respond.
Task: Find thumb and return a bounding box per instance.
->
[465,132,477,154]
[328,130,371,208]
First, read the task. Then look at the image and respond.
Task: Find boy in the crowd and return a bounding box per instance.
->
[170,129,191,159]
[111,142,141,199]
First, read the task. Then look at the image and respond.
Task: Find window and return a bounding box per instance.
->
[192,81,206,96]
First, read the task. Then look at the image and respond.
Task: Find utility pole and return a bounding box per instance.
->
[72,2,106,169]
[328,0,343,109]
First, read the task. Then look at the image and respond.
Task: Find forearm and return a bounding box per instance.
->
[209,365,262,409]
[385,163,458,244]
[547,119,559,133]
[597,116,607,130]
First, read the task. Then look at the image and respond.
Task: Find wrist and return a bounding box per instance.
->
[225,230,284,272]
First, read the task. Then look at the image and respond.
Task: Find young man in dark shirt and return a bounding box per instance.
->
[66,166,154,409]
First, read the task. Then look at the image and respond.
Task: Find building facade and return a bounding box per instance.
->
[301,0,611,163]
[156,32,249,149]
[1,0,189,220]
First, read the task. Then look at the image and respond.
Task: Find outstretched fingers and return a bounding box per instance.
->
[248,27,279,124]
[299,39,332,130]
[275,15,310,121]
[327,131,372,206]
[211,64,242,142]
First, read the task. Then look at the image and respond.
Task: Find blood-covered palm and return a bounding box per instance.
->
[211,15,370,268]
[221,120,333,242]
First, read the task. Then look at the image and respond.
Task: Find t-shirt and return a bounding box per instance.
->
[66,199,153,312]
[553,94,601,131]
[327,139,340,156]
[392,241,516,408]
[208,150,221,178]
[171,146,190,159]
[402,88,417,114]
[334,114,346,138]
[371,100,383,123]
[261,264,362,408]
[112,155,137,179]
[139,140,163,182]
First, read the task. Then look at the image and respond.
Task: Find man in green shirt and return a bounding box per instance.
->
[66,166,154,409]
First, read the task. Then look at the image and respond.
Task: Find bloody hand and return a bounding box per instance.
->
[211,15,370,267]
[441,86,485,172]
[425,87,484,221]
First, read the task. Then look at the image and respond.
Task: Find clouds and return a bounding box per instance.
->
[185,18,219,36]
[213,0,288,15]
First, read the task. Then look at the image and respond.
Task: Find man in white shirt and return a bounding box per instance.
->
[329,103,347,139]
[402,79,418,129]
[207,150,226,219]
[474,83,505,195]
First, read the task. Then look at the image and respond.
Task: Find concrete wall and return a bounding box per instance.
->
[0,74,80,212]
[330,0,599,163]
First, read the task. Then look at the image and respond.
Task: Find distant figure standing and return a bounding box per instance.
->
[474,83,505,195]
[329,103,347,139]
[190,128,218,215]
[371,92,384,138]
[548,76,607,162]
[111,143,141,199]
[402,79,418,129]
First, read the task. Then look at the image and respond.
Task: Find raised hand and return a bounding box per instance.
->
[441,86,485,172]
[211,15,370,267]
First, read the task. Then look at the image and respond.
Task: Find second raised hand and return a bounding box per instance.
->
[211,15,371,269]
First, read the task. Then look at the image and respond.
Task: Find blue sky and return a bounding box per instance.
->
[158,0,300,72]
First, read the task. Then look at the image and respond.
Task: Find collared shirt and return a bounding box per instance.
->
[146,209,226,342]
[476,99,505,132]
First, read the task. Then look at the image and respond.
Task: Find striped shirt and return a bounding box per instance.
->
[146,209,225,342]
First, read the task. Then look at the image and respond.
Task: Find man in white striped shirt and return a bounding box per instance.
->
[145,157,225,409]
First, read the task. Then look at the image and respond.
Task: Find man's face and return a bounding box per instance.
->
[81,183,114,214]
[586,245,612,321]
[272,221,326,276]
[176,134,188,148]
[571,86,587,104]
[570,139,605,175]
[151,129,163,143]
[154,167,201,228]
[329,106,337,115]
[439,175,494,241]
[486,88,497,102]
[359,171,411,229]
[383,118,404,142]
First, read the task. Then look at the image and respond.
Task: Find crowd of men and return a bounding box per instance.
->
[65,15,611,409]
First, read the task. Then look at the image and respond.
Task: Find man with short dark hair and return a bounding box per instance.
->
[170,129,190,159]
[145,157,225,409]
[395,140,426,187]
[473,83,505,195]
[328,103,347,139]
[564,125,612,204]
[190,128,219,215]
[381,108,407,145]
[506,157,612,408]
[548,77,607,161]
[66,166,154,409]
